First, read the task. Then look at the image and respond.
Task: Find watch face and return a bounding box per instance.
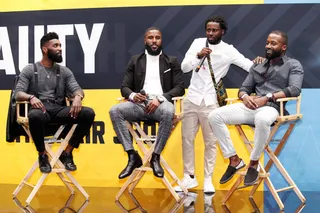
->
[158,96,164,102]
[266,93,272,98]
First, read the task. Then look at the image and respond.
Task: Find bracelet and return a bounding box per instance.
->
[28,95,35,101]
[76,94,84,100]
[240,94,248,100]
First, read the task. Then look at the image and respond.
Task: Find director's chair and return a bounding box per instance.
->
[12,100,89,205]
[115,97,188,202]
[222,95,306,211]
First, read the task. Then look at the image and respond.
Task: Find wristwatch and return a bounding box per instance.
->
[157,96,165,104]
[266,93,273,102]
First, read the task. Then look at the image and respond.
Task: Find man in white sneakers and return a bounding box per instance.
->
[174,16,253,193]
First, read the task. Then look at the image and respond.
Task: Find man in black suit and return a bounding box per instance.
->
[109,27,185,179]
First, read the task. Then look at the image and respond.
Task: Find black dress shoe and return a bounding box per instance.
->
[150,153,164,178]
[39,154,51,173]
[59,152,77,171]
[118,151,143,179]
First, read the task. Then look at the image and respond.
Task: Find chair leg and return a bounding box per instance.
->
[222,176,244,205]
[13,160,39,197]
[264,176,284,211]
[64,172,89,200]
[266,146,306,203]
[116,169,141,201]
[26,173,49,205]
[160,155,188,195]
[161,175,181,202]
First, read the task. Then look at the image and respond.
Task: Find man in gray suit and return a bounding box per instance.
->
[109,27,184,179]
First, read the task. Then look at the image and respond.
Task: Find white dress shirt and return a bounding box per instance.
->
[181,38,253,106]
[129,50,163,100]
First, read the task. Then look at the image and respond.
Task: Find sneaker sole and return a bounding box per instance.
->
[219,163,246,184]
[174,182,198,191]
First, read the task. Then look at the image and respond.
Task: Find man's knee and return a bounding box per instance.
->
[160,102,174,119]
[254,115,274,127]
[208,108,222,124]
[28,109,47,123]
[81,107,95,122]
[109,104,120,118]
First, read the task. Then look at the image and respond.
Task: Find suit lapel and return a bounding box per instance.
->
[159,55,165,86]
[139,54,147,89]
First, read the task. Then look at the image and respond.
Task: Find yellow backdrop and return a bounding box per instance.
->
[0,89,261,191]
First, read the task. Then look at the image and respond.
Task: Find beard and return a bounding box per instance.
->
[48,49,63,63]
[145,44,162,56]
[265,49,282,60]
[207,36,222,45]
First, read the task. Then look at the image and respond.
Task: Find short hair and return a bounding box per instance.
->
[144,27,161,37]
[270,30,288,45]
[205,16,228,34]
[40,32,59,49]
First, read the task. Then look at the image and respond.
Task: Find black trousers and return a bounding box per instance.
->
[28,102,95,152]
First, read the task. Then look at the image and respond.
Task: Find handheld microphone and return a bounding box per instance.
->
[139,89,149,106]
[195,56,206,73]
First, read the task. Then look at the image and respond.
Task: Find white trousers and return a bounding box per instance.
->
[208,103,279,161]
[182,98,219,178]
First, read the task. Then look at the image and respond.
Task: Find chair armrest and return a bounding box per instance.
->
[16,101,30,125]
[276,97,299,102]
[172,97,184,101]
[225,97,240,104]
[172,96,184,119]
[277,95,302,121]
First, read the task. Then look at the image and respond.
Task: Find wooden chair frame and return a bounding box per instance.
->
[222,96,306,211]
[115,97,188,202]
[12,101,89,205]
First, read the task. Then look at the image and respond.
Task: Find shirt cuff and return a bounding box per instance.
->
[129,92,137,101]
[191,55,201,67]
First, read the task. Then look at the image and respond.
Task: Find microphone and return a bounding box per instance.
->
[195,56,206,72]
[139,89,149,106]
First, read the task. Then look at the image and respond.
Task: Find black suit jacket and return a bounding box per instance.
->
[121,53,185,101]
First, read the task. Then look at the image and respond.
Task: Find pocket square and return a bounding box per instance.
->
[164,68,171,73]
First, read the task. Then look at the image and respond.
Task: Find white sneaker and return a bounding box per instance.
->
[203,177,215,194]
[174,174,198,191]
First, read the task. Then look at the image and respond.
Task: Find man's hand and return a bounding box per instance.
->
[133,93,147,103]
[145,99,160,114]
[30,97,46,113]
[253,96,268,108]
[253,56,266,64]
[197,47,212,58]
[243,95,259,110]
[69,96,82,119]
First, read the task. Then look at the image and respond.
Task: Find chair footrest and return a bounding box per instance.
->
[22,181,35,188]
[61,178,74,185]
[52,168,68,173]
[136,167,153,171]
[236,171,270,178]
[276,186,295,193]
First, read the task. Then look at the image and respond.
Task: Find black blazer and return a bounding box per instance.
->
[121,53,185,101]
